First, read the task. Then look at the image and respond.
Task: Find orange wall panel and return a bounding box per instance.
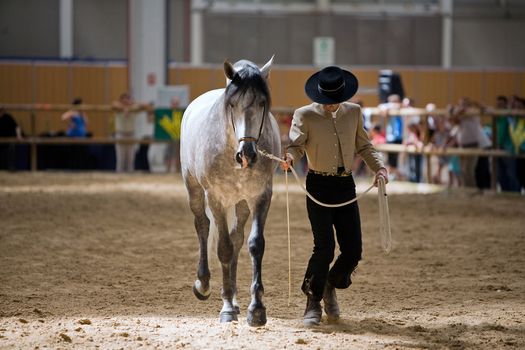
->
[450,71,484,104]
[107,66,128,102]
[70,66,106,104]
[414,70,450,107]
[0,63,33,104]
[482,71,518,105]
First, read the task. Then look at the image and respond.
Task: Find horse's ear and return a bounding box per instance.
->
[224,60,235,81]
[260,55,274,80]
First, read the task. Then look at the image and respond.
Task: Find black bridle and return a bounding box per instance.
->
[230,108,266,144]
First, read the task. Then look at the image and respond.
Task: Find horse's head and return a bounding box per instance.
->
[223,56,274,168]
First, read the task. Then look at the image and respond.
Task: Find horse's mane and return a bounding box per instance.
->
[224,61,271,115]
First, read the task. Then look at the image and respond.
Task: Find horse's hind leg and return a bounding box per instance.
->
[230,200,250,314]
[247,187,272,327]
[185,174,211,300]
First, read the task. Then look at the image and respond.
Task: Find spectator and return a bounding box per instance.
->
[402,97,423,183]
[61,98,88,137]
[509,96,525,192]
[404,120,424,183]
[0,107,23,171]
[369,123,386,145]
[378,94,403,180]
[429,113,451,185]
[448,97,485,188]
[446,125,462,188]
[492,96,520,192]
[111,92,149,172]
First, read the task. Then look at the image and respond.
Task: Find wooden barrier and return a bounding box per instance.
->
[0,137,169,172]
[1,103,524,191]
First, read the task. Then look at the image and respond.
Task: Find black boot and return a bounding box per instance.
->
[303,295,322,326]
[323,282,340,322]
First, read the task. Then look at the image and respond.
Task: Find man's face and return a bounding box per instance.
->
[322,104,340,113]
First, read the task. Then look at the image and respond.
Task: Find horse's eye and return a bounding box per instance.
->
[259,101,265,107]
[229,103,235,109]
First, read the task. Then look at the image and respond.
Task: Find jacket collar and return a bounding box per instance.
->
[312,102,343,119]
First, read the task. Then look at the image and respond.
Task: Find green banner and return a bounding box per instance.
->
[154,108,184,140]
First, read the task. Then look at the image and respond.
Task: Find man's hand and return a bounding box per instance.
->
[374,167,389,187]
[280,153,294,171]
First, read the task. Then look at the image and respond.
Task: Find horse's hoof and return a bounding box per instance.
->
[247,306,267,327]
[234,305,240,314]
[193,285,210,301]
[219,311,238,323]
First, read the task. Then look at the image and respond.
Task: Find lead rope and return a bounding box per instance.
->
[258,149,392,304]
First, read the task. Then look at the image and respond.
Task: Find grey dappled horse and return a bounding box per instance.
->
[180,57,281,326]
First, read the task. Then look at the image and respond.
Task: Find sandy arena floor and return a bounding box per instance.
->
[0,172,524,349]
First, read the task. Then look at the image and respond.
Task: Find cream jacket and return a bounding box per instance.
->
[287,102,385,173]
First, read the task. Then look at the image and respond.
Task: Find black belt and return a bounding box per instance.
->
[308,167,352,177]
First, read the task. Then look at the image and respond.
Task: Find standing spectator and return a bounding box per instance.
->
[404,121,423,183]
[492,96,520,192]
[378,94,403,180]
[61,98,88,137]
[509,96,525,192]
[446,125,462,188]
[402,97,423,183]
[111,92,149,173]
[496,96,520,192]
[0,107,23,170]
[448,98,484,188]
[429,114,451,185]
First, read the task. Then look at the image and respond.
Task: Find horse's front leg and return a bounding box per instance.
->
[230,200,250,314]
[185,175,211,301]
[207,196,237,323]
[246,186,272,327]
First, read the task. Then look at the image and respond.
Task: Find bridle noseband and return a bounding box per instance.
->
[230,108,266,144]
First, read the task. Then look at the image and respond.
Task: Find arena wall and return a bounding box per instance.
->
[1,62,524,137]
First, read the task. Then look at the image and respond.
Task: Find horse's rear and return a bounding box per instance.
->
[180,57,280,326]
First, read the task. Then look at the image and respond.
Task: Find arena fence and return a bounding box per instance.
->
[1,103,524,191]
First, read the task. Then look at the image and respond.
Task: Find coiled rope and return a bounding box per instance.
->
[258,149,392,304]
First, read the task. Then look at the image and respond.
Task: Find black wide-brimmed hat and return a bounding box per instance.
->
[304,66,359,104]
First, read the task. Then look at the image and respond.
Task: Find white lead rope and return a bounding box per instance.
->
[258,149,392,304]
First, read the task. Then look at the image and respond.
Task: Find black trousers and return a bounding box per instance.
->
[302,172,362,301]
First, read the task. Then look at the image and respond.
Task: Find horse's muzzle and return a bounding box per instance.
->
[236,141,257,168]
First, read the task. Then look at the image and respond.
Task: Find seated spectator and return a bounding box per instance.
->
[62,98,88,137]
[0,107,23,170]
